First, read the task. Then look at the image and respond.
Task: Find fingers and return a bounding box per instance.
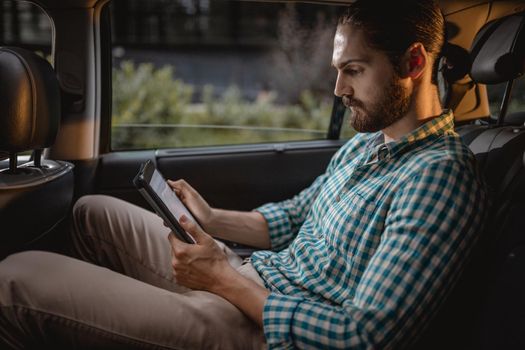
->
[167,179,190,193]
[168,232,190,263]
[167,179,179,189]
[168,179,199,198]
[179,215,208,244]
[167,231,178,246]
[166,224,224,291]
[168,232,194,282]
[167,180,183,197]
[170,248,187,280]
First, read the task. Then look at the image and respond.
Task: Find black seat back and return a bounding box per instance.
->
[477,150,525,349]
[454,11,525,349]
[0,47,74,259]
[411,12,525,350]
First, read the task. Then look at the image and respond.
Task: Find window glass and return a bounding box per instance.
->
[0,0,52,59]
[340,109,358,140]
[487,77,525,118]
[110,0,343,150]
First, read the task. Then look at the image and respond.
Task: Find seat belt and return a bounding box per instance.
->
[497,151,524,198]
[481,150,525,266]
[490,151,525,229]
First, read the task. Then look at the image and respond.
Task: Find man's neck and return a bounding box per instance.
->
[382,85,443,143]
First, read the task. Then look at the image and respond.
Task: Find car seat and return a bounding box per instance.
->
[410,11,525,350]
[0,47,74,260]
[466,11,525,350]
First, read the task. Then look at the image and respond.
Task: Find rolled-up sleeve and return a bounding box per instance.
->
[261,159,488,349]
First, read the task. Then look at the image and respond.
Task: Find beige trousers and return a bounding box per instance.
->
[0,195,266,349]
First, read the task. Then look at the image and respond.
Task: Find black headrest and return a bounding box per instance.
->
[0,47,61,153]
[440,43,472,83]
[470,13,525,84]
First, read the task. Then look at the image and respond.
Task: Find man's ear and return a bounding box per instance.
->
[402,43,427,80]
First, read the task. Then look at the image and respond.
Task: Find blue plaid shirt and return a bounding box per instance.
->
[251,111,488,349]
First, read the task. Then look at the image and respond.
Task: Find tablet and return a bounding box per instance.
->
[133,160,198,244]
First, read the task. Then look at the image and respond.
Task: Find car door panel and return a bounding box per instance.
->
[95,140,344,212]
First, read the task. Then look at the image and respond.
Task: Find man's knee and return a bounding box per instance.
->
[0,252,47,306]
[73,194,114,223]
[73,194,141,222]
[72,195,131,236]
[0,251,89,308]
[0,254,28,348]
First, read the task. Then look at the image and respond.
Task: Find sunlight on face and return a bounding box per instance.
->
[332,30,348,66]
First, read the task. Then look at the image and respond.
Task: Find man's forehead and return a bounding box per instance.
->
[333,29,348,61]
[332,24,371,66]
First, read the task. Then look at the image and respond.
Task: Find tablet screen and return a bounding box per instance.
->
[150,169,198,226]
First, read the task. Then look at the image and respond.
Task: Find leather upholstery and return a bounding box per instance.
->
[0,47,61,153]
[470,13,525,84]
[412,11,525,350]
[441,43,471,83]
[0,48,73,259]
[438,43,472,109]
[0,160,74,258]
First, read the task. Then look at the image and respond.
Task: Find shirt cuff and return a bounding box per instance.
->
[254,203,292,251]
[263,293,304,349]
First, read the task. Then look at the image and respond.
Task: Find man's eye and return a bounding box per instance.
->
[344,68,362,76]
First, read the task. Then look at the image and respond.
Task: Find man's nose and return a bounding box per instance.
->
[334,73,352,98]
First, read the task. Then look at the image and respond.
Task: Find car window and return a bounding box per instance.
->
[340,109,356,139]
[0,0,52,59]
[109,0,345,150]
[487,77,525,118]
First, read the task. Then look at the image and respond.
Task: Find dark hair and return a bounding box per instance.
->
[339,0,445,84]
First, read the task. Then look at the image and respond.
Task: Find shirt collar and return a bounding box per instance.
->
[365,109,456,163]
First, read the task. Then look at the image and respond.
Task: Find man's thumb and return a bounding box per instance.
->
[179,215,205,243]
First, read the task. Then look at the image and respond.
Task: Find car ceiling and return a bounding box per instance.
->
[25,0,524,14]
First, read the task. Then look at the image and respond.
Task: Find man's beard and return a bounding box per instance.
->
[343,76,411,133]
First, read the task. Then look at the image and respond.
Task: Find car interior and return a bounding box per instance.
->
[0,0,524,348]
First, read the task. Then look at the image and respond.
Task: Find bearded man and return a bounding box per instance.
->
[0,1,487,349]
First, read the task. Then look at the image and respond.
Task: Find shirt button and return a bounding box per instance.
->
[335,195,341,202]
[378,145,389,160]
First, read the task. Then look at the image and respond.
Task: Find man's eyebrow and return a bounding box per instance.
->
[332,58,370,69]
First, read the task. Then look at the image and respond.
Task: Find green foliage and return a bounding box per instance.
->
[113,61,193,125]
[111,61,344,150]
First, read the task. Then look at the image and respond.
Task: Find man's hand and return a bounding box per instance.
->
[167,215,271,327]
[167,179,270,248]
[167,215,234,293]
[168,179,215,230]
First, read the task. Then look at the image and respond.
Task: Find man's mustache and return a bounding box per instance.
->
[342,95,364,109]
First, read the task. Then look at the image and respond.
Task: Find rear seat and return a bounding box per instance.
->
[411,12,525,350]
[463,12,525,347]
